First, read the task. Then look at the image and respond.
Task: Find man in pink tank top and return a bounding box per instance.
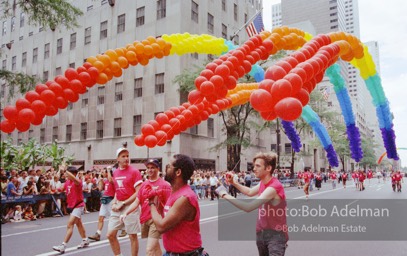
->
[107,147,143,256]
[218,152,288,256]
[150,154,208,256]
[121,158,171,256]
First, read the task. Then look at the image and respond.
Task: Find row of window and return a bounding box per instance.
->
[22,116,214,144]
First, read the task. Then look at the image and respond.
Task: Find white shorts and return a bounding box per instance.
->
[108,204,141,234]
[99,201,112,218]
[71,207,84,218]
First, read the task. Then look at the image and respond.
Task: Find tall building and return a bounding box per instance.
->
[271,3,282,28]
[0,0,264,171]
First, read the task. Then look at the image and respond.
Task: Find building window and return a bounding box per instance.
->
[43,71,49,81]
[190,125,198,135]
[100,20,107,39]
[284,143,292,154]
[191,1,198,23]
[66,125,72,142]
[207,13,214,33]
[81,122,87,140]
[222,23,227,39]
[1,84,6,98]
[40,128,45,144]
[44,43,50,59]
[117,14,125,33]
[70,33,76,50]
[115,82,123,101]
[52,126,58,142]
[84,27,91,45]
[87,5,93,11]
[2,21,6,36]
[97,86,105,105]
[271,144,277,152]
[155,73,164,94]
[82,91,89,107]
[191,53,198,59]
[69,62,75,68]
[136,7,145,27]
[134,78,143,98]
[67,102,73,110]
[21,52,27,67]
[133,115,142,135]
[11,56,16,71]
[96,120,104,139]
[2,60,6,70]
[20,12,25,27]
[101,0,108,5]
[33,48,38,63]
[245,13,248,23]
[57,38,63,54]
[234,4,238,21]
[114,118,122,137]
[28,129,33,139]
[207,118,214,137]
[157,0,166,19]
[233,35,239,45]
[11,16,15,31]
[222,0,226,11]
[55,67,62,76]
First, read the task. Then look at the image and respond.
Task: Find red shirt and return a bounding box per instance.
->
[163,184,202,253]
[137,178,171,224]
[330,173,337,180]
[358,173,365,182]
[367,172,373,179]
[113,165,142,201]
[64,179,85,208]
[342,173,347,180]
[303,173,310,183]
[257,177,288,241]
[103,178,115,197]
[315,174,322,181]
[395,174,403,182]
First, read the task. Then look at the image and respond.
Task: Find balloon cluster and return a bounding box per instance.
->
[1,65,100,133]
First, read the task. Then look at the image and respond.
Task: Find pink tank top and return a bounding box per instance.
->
[163,184,202,253]
[256,177,288,240]
[64,179,85,208]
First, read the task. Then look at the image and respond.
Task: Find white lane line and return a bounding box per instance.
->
[293,184,356,199]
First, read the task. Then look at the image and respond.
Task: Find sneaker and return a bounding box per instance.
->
[77,239,90,249]
[53,244,66,253]
[88,232,101,241]
[118,230,127,237]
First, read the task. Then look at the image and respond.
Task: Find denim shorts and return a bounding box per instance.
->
[256,230,287,256]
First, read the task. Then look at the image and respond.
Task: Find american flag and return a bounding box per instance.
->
[323,87,331,101]
[246,12,264,37]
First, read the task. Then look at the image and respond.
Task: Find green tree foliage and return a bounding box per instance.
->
[359,136,378,170]
[0,69,37,101]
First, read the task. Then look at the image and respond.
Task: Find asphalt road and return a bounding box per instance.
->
[1,178,406,256]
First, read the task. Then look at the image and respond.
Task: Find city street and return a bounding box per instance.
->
[2,178,406,256]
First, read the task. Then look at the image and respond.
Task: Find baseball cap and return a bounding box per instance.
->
[116,147,129,158]
[145,159,160,168]
[67,166,78,173]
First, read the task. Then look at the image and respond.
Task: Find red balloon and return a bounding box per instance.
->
[205,63,218,72]
[70,79,87,94]
[155,113,169,126]
[181,109,193,121]
[284,73,303,96]
[188,105,199,115]
[48,82,64,97]
[199,110,210,121]
[144,135,158,148]
[54,76,70,89]
[294,88,310,106]
[194,76,208,90]
[141,124,155,136]
[3,106,18,121]
[45,105,58,116]
[262,39,274,52]
[65,68,79,81]
[314,71,324,83]
[54,96,68,109]
[260,110,277,121]
[16,121,30,132]
[250,89,274,112]
[161,124,174,140]
[227,56,240,67]
[258,79,275,92]
[300,47,312,59]
[242,60,252,73]
[225,76,237,90]
[270,79,293,102]
[134,134,145,146]
[275,60,293,73]
[25,91,41,103]
[87,67,100,81]
[222,61,234,73]
[35,84,49,94]
[64,88,79,102]
[83,62,93,69]
[231,50,245,63]
[147,120,160,131]
[245,55,255,65]
[155,130,167,146]
[291,51,307,63]
[200,81,215,96]
[210,104,220,114]
[215,85,228,98]
[0,119,16,133]
[284,56,299,68]
[78,72,92,87]
[31,112,45,125]
[274,97,303,121]
[200,69,214,80]
[18,108,35,123]
[169,118,181,134]
[308,59,321,75]
[214,65,230,78]
[77,66,87,74]
[169,107,181,116]
[210,75,224,88]
[250,51,261,63]
[265,66,287,81]
[40,89,55,106]
[16,98,31,111]
[165,110,176,120]
[31,100,47,115]
[289,67,308,85]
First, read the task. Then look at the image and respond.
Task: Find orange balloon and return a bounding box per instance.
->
[146,36,156,44]
[135,43,145,55]
[126,51,138,62]
[144,45,153,56]
[156,38,167,49]
[117,56,129,68]
[138,56,149,66]
[96,73,108,84]
[112,68,123,78]
[151,43,160,54]
[93,61,105,72]
[115,48,125,57]
[105,49,118,61]
[110,61,121,73]
[86,56,97,64]
[97,54,111,68]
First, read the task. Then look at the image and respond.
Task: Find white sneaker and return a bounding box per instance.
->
[53,244,66,253]
[77,239,90,249]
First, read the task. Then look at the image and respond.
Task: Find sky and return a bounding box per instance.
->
[262,0,407,167]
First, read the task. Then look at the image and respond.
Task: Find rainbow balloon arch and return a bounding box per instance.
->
[0,26,399,167]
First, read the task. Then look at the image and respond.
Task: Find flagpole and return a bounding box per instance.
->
[230,7,263,41]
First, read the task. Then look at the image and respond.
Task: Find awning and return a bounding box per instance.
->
[71,165,84,170]
[91,164,111,170]
[34,165,52,171]
[132,163,146,170]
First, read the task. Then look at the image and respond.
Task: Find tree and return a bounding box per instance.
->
[45,140,74,169]
[359,136,378,170]
[0,0,83,98]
